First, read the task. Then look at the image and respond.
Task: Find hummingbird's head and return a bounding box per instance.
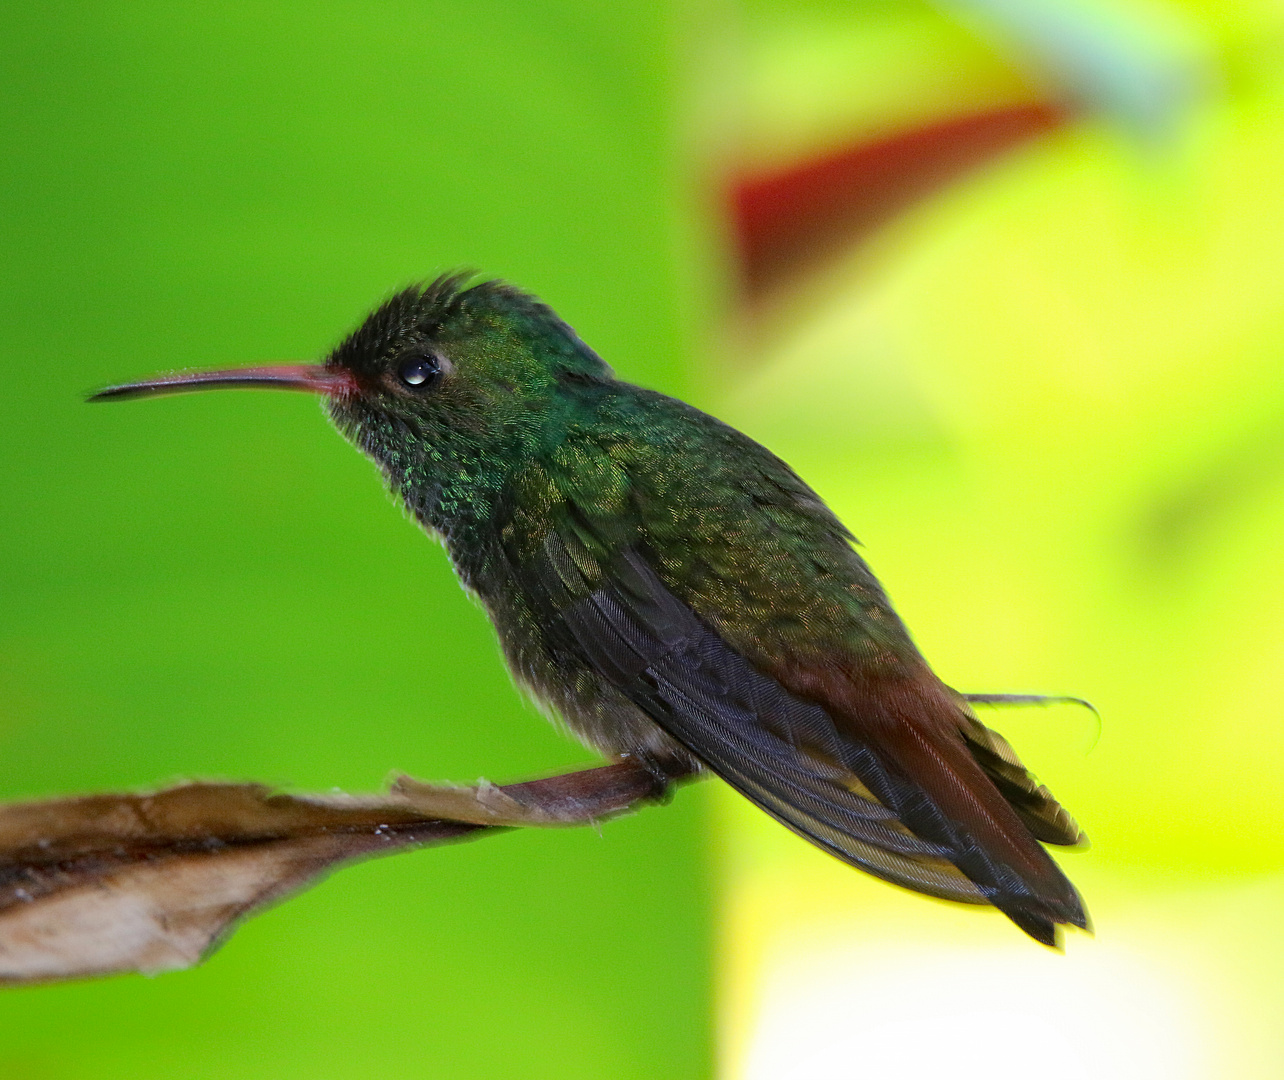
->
[322,274,612,463]
[90,274,615,526]
[321,275,615,522]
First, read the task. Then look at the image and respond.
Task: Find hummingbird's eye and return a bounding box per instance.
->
[397,354,442,389]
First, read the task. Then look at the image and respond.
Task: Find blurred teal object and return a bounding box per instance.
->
[934,0,1211,133]
[0,3,710,1077]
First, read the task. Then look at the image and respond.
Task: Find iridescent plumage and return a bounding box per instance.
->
[95,275,1088,945]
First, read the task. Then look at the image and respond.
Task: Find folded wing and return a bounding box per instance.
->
[534,532,1087,945]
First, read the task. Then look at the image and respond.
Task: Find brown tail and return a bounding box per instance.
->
[959,710,1087,848]
[770,662,1089,946]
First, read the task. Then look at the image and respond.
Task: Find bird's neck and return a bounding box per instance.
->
[375,385,610,578]
[394,439,510,545]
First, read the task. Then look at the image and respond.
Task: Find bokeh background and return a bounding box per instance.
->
[3,1,1284,1077]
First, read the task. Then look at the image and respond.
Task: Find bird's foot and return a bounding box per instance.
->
[390,758,684,828]
[389,777,571,826]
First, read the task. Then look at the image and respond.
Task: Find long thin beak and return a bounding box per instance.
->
[87,363,356,402]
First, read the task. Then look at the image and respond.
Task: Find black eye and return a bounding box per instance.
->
[397,354,442,389]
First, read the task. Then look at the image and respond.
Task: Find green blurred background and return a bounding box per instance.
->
[5,1,1284,1077]
[0,3,711,1077]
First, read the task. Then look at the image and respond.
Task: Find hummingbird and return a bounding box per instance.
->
[91,274,1087,945]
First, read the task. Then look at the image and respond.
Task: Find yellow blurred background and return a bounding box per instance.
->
[3,1,1284,1076]
[713,2,1284,1077]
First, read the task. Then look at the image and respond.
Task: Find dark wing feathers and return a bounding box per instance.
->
[540,535,1088,942]
[542,539,989,905]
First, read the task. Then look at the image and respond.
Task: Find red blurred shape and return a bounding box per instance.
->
[731,102,1069,296]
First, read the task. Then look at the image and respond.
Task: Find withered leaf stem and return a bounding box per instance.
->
[0,760,682,985]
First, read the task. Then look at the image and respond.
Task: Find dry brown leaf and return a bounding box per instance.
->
[0,761,676,986]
